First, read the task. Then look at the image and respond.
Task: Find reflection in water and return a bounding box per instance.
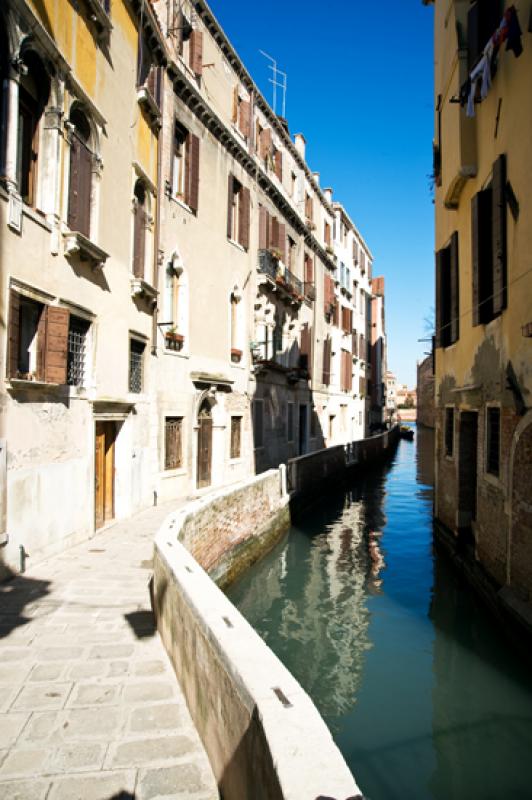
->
[228,426,532,800]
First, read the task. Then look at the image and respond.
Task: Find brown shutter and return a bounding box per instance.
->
[278,222,286,263]
[133,203,145,278]
[78,141,92,238]
[450,231,459,344]
[260,128,272,160]
[435,248,444,345]
[239,100,251,138]
[189,30,203,77]
[492,154,507,316]
[300,323,312,378]
[187,133,200,212]
[275,149,282,181]
[305,255,314,284]
[44,306,69,384]
[7,289,20,379]
[322,337,331,385]
[259,205,268,249]
[67,136,81,231]
[271,216,279,250]
[352,331,358,357]
[232,86,239,123]
[239,186,250,250]
[227,174,234,238]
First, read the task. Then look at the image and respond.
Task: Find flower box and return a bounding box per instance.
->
[231,348,243,363]
[165,331,185,351]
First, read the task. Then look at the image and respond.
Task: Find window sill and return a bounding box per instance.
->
[228,238,246,253]
[136,87,162,130]
[85,0,113,34]
[169,194,195,216]
[229,457,244,465]
[164,348,189,359]
[161,467,187,479]
[64,231,109,270]
[130,277,158,304]
[483,471,502,489]
[7,379,61,391]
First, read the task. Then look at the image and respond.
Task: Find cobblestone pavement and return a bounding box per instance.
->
[0,501,219,800]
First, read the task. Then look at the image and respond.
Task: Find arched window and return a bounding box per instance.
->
[17,51,49,206]
[230,286,243,363]
[67,106,93,237]
[132,179,147,279]
[197,398,212,489]
[163,257,188,351]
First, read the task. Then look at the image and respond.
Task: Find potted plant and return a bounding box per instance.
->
[231,348,243,363]
[165,328,185,351]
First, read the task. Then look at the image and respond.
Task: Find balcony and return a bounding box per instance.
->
[258,250,304,304]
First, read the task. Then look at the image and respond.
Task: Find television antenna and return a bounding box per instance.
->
[259,50,287,117]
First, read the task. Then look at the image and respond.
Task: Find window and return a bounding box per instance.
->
[164,263,188,351]
[471,156,507,325]
[68,107,93,238]
[299,322,312,376]
[290,171,297,198]
[324,221,331,246]
[273,311,284,363]
[230,416,241,459]
[435,232,459,348]
[467,1,502,71]
[230,288,243,362]
[165,417,183,470]
[322,336,332,385]
[253,400,264,449]
[7,290,70,383]
[304,253,313,284]
[171,121,200,212]
[445,407,454,457]
[287,237,296,271]
[132,179,147,279]
[233,88,251,139]
[227,175,250,249]
[486,407,500,476]
[287,403,295,442]
[305,192,313,222]
[16,51,50,206]
[310,407,318,438]
[129,338,145,393]
[67,316,90,386]
[341,350,352,392]
[328,414,335,440]
[341,307,353,334]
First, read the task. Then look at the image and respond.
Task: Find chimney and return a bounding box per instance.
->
[313,172,320,187]
[294,133,306,160]
[323,187,333,204]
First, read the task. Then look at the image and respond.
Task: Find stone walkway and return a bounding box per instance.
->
[0,501,219,800]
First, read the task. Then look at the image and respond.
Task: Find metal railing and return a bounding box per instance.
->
[258,250,303,297]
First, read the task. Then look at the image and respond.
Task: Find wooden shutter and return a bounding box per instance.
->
[492,154,507,316]
[275,149,282,181]
[322,337,331,385]
[450,231,459,344]
[68,136,81,231]
[278,222,286,263]
[300,323,312,377]
[260,128,272,160]
[147,67,161,107]
[435,248,444,345]
[271,216,279,250]
[239,100,251,138]
[227,174,234,238]
[305,255,314,284]
[232,86,239,123]
[133,202,145,278]
[78,141,92,238]
[352,331,358,357]
[239,186,250,249]
[189,30,203,77]
[7,289,20,378]
[36,305,47,381]
[44,306,70,384]
[259,205,268,249]
[186,133,200,212]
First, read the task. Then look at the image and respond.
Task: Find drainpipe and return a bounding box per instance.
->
[152,66,164,355]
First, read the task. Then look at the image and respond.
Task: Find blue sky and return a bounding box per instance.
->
[207,0,435,387]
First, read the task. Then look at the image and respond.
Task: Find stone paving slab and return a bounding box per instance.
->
[0,501,219,800]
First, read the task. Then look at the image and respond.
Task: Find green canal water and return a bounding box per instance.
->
[227,425,532,799]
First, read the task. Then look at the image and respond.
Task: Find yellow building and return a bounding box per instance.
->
[428,1,532,612]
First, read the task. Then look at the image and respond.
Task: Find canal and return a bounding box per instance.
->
[227,425,532,800]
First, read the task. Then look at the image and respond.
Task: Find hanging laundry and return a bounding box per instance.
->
[505,5,523,58]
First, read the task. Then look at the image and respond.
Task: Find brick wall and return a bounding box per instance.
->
[417,355,435,428]
[176,469,289,586]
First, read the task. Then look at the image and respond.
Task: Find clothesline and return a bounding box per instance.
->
[460,5,523,118]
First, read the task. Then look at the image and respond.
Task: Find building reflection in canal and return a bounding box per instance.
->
[227,426,532,800]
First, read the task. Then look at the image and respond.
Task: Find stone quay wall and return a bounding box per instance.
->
[152,468,361,800]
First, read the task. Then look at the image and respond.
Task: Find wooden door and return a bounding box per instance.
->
[197,405,212,489]
[95,422,115,529]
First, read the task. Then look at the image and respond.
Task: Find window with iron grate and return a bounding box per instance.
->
[165,416,183,470]
[67,316,90,387]
[129,339,145,393]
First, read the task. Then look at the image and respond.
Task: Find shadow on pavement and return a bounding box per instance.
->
[0,568,52,639]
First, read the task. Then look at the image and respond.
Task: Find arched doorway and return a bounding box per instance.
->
[510,419,532,600]
[197,398,213,489]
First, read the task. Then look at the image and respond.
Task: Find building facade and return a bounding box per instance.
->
[428,0,532,606]
[1,0,386,577]
[417,354,435,428]
[369,276,387,430]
